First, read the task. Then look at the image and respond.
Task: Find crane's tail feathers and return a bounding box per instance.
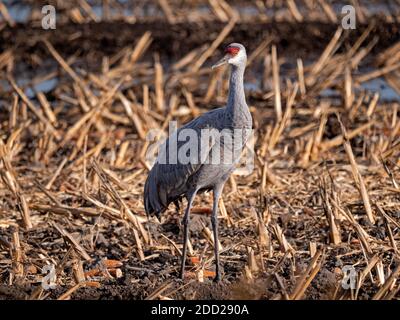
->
[144,170,167,220]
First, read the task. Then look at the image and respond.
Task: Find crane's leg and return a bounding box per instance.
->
[211,183,224,282]
[180,189,198,280]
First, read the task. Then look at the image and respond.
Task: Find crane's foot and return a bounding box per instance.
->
[213,273,221,282]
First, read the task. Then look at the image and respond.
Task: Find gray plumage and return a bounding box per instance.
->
[144,43,252,281]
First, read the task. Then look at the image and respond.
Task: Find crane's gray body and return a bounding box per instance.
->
[144,63,251,217]
[143,43,251,280]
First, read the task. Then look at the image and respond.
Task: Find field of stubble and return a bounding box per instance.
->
[1,0,400,300]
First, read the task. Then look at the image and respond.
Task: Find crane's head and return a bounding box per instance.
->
[212,43,247,69]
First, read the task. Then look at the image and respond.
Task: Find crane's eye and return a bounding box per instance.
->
[225,46,240,56]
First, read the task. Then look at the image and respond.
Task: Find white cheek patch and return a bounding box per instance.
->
[228,52,242,65]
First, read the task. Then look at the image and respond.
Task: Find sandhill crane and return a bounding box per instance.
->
[144,43,252,281]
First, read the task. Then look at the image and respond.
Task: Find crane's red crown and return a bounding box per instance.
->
[225,46,240,56]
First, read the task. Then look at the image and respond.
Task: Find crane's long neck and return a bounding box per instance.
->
[226,64,249,124]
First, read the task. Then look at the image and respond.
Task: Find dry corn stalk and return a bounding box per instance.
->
[0,140,32,230]
[337,115,375,224]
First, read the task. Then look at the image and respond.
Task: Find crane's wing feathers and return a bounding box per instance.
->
[157,107,225,189]
[144,107,226,216]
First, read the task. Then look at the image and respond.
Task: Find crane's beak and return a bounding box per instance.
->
[212,55,229,69]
